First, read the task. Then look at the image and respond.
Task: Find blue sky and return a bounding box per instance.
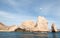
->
[0,0,60,29]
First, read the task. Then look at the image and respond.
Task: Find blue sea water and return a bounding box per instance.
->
[0,32,60,38]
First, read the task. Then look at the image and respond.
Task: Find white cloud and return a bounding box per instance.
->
[5,0,33,13]
[1,0,60,28]
[34,4,53,16]
[0,11,16,19]
[0,10,35,21]
[0,10,36,25]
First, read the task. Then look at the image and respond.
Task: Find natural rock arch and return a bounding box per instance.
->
[14,28,26,32]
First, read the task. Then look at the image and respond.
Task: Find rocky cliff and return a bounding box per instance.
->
[36,16,49,32]
[19,16,49,32]
[0,16,58,32]
[19,20,36,32]
[8,25,18,31]
[51,23,57,32]
[0,22,8,30]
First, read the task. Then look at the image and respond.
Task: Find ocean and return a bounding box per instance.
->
[0,32,60,38]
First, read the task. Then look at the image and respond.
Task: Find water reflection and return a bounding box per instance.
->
[0,32,60,38]
[52,32,58,38]
[0,32,48,38]
[19,32,48,38]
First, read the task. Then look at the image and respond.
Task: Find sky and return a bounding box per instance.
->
[0,0,60,29]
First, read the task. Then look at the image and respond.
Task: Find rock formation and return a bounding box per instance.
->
[19,16,49,32]
[0,22,8,30]
[0,23,19,32]
[19,20,35,31]
[51,23,57,32]
[8,25,18,31]
[1,16,58,32]
[36,16,49,32]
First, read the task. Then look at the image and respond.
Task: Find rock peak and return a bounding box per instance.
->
[51,23,57,32]
[36,16,49,31]
[0,22,5,26]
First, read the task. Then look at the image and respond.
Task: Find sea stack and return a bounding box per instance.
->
[36,16,49,32]
[51,23,57,32]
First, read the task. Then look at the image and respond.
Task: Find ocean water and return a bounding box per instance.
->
[0,32,60,38]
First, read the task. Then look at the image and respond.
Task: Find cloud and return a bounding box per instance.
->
[6,0,33,12]
[0,11,16,19]
[1,0,60,17]
[0,0,60,28]
[0,10,35,20]
[0,10,36,25]
[35,2,60,18]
